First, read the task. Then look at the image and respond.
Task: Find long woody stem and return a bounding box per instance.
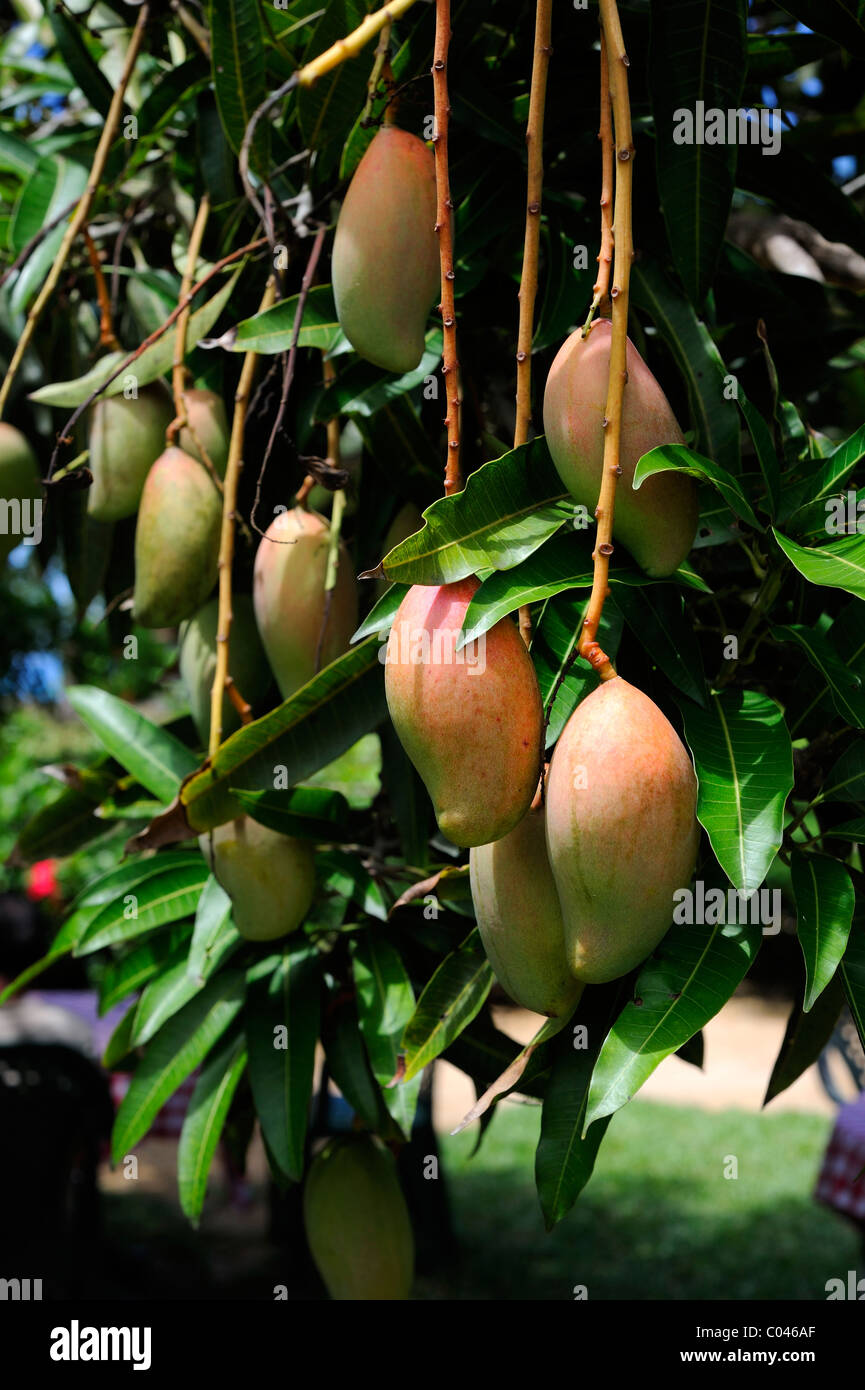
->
[433,0,461,496]
[578,0,634,680]
[515,0,553,646]
[208,278,277,758]
[583,30,614,334]
[170,194,210,441]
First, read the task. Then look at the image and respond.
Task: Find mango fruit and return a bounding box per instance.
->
[179,387,230,478]
[332,126,439,374]
[178,595,272,746]
[253,507,358,699]
[385,577,543,847]
[87,378,173,521]
[199,815,315,941]
[470,797,583,1017]
[542,319,698,577]
[133,446,221,627]
[303,1134,414,1301]
[545,676,699,983]
[0,423,41,566]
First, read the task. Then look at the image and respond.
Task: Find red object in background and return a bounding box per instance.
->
[26,859,60,902]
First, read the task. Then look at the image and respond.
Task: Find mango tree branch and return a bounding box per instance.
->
[298,0,417,86]
[515,0,553,646]
[360,17,393,126]
[0,4,150,420]
[583,29,614,335]
[433,0,461,496]
[169,193,210,444]
[315,354,347,671]
[208,278,277,759]
[83,230,119,351]
[45,235,268,483]
[578,0,634,680]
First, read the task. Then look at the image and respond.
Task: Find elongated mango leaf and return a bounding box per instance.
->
[443,1011,550,1100]
[186,874,233,983]
[246,943,321,1183]
[764,974,845,1106]
[777,0,865,59]
[111,969,245,1162]
[535,985,624,1229]
[352,933,420,1138]
[178,1030,248,1224]
[772,624,865,728]
[773,528,865,602]
[209,0,266,161]
[132,921,239,1046]
[779,422,865,524]
[98,926,193,1016]
[631,260,741,475]
[401,930,493,1083]
[317,849,388,921]
[322,995,399,1137]
[737,384,781,518]
[634,444,761,529]
[649,0,747,307]
[532,590,623,749]
[584,920,761,1130]
[791,852,855,1011]
[10,764,116,865]
[175,636,386,835]
[615,583,708,707]
[376,439,572,587]
[315,330,443,419]
[230,285,342,355]
[10,155,88,312]
[0,130,39,178]
[297,0,369,183]
[29,270,240,406]
[232,786,351,841]
[454,1012,571,1136]
[47,6,115,119]
[103,1002,137,1070]
[841,907,865,1053]
[67,685,198,803]
[824,817,865,842]
[75,860,208,956]
[677,690,794,895]
[351,584,405,644]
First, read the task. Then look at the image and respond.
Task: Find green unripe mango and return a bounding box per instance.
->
[545,676,699,983]
[542,319,698,577]
[178,595,272,746]
[253,507,358,700]
[470,798,583,1017]
[0,422,41,566]
[179,388,230,478]
[303,1135,414,1301]
[385,577,543,848]
[332,126,439,374]
[87,378,173,521]
[199,815,315,941]
[133,446,221,627]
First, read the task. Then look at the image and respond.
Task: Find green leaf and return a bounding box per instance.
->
[10,156,88,312]
[352,933,420,1138]
[230,285,343,355]
[764,974,845,1106]
[351,584,405,644]
[771,623,865,728]
[584,920,761,1130]
[354,395,442,491]
[779,423,865,523]
[186,874,233,983]
[776,0,865,62]
[48,5,115,119]
[773,528,865,602]
[631,260,741,475]
[180,635,386,832]
[322,993,397,1135]
[736,384,781,518]
[379,439,571,586]
[534,985,622,1229]
[232,786,352,841]
[131,920,239,1046]
[841,906,865,1054]
[246,943,321,1183]
[315,330,443,419]
[824,741,865,806]
[532,590,623,749]
[0,131,39,178]
[297,0,369,183]
[103,1002,137,1069]
[67,685,198,803]
[98,926,193,1015]
[178,1031,248,1224]
[649,0,747,307]
[614,583,708,707]
[10,764,116,865]
[746,30,835,79]
[75,860,209,956]
[209,0,267,163]
[633,444,761,529]
[138,58,209,139]
[401,929,493,1083]
[111,970,245,1162]
[318,850,388,922]
[29,270,241,406]
[791,852,855,1012]
[677,690,794,895]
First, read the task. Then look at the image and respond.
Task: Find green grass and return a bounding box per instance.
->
[431,1098,861,1301]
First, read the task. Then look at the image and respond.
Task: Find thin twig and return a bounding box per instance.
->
[0,196,81,293]
[82,229,119,350]
[168,194,210,444]
[208,278,277,759]
[0,4,150,420]
[433,0,461,495]
[360,18,393,126]
[515,0,553,646]
[582,30,614,335]
[46,235,268,481]
[171,0,210,55]
[578,0,634,680]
